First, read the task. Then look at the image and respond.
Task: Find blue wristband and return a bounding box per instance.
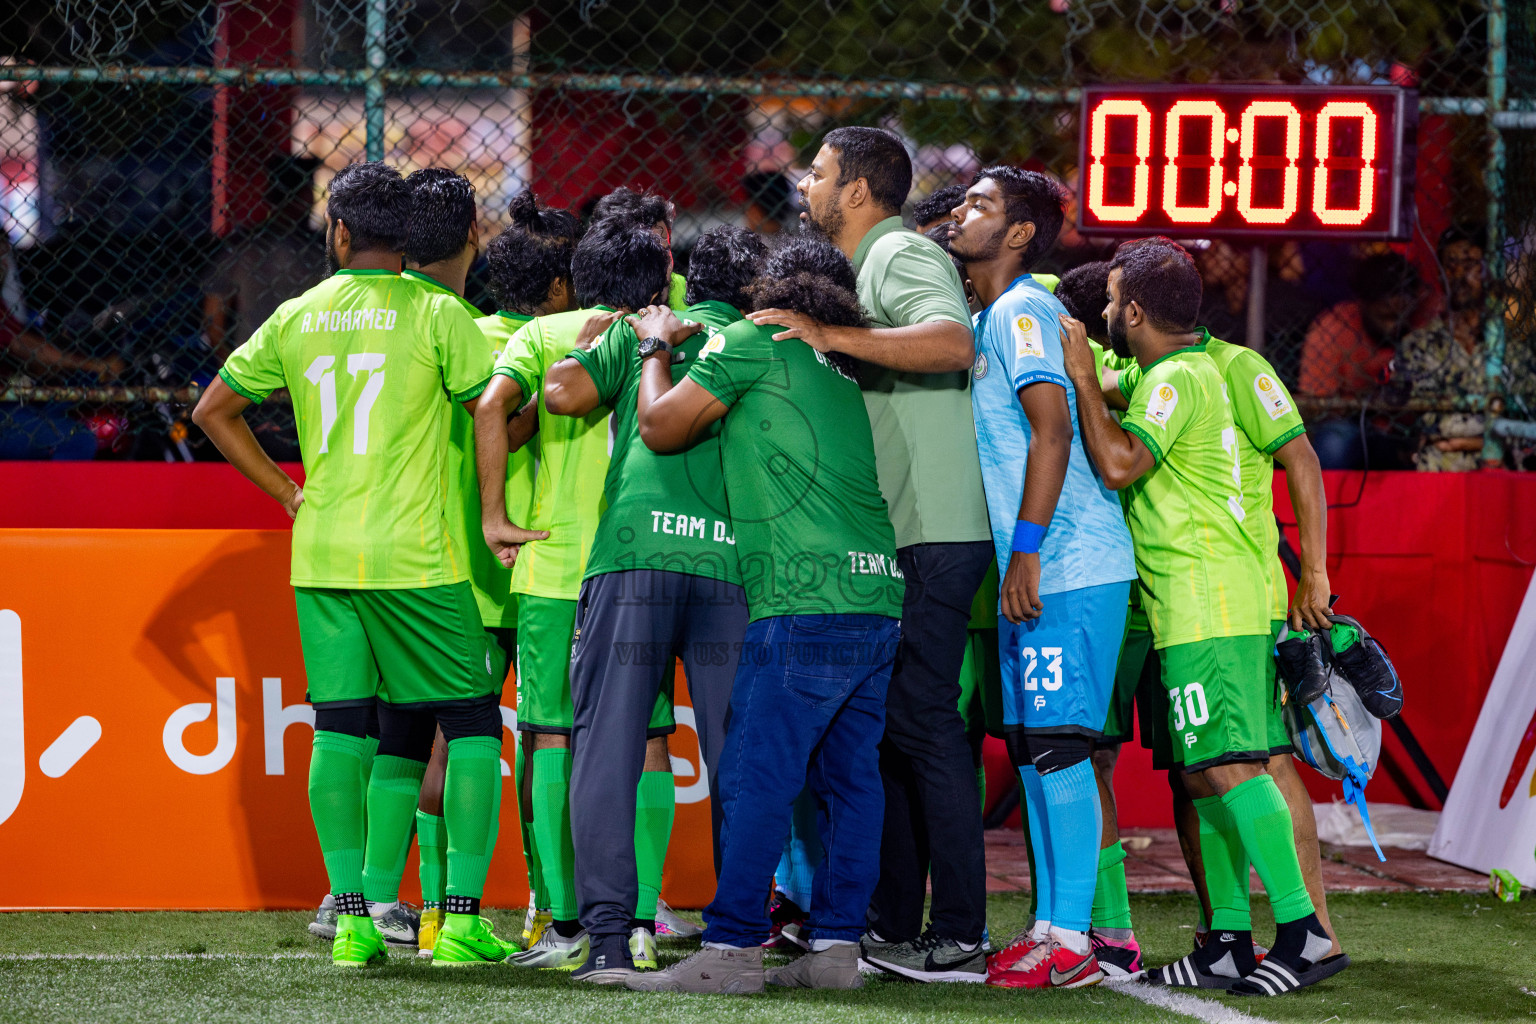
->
[1011,519,1047,554]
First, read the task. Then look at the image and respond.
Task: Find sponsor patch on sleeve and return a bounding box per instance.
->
[1253,372,1292,420]
[697,333,726,361]
[1013,313,1045,360]
[1144,382,1179,428]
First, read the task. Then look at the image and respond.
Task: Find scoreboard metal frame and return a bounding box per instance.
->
[1076,83,1416,242]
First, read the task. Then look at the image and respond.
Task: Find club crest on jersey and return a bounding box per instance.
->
[697,333,726,360]
[1254,372,1292,420]
[1144,383,1178,428]
[1013,314,1044,359]
[973,353,988,380]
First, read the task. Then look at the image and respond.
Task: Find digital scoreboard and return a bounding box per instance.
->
[1077,84,1415,240]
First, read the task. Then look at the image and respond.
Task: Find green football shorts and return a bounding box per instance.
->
[1157,632,1274,772]
[295,582,503,708]
[1265,619,1294,757]
[515,594,675,736]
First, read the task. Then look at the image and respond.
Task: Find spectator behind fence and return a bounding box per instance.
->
[1300,252,1422,469]
[1194,240,1317,374]
[0,234,121,460]
[202,156,326,356]
[1399,226,1536,472]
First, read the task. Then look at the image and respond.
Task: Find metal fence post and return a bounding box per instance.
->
[1484,0,1508,463]
[364,0,388,161]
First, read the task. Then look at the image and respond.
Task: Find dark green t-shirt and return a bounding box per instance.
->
[571,300,744,586]
[685,319,904,622]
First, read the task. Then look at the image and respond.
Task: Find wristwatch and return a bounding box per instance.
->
[637,335,673,360]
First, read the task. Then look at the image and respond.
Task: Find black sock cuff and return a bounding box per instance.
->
[552,919,583,939]
[335,892,368,917]
[444,894,480,916]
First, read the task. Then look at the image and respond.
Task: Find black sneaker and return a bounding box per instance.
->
[1275,629,1330,705]
[1327,613,1403,719]
[571,933,635,985]
[861,929,986,983]
[763,892,808,951]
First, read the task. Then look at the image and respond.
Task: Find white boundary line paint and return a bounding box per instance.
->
[0,952,324,962]
[1104,978,1283,1024]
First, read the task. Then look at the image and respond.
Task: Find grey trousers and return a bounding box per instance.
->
[568,569,748,939]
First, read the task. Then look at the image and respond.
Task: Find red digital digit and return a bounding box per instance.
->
[1313,100,1378,226]
[1161,99,1226,224]
[1235,100,1301,224]
[1087,99,1152,223]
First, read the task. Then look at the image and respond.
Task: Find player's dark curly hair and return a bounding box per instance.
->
[971,165,1065,271]
[325,161,410,254]
[571,216,672,311]
[1110,237,1202,333]
[823,126,911,214]
[484,189,582,314]
[684,226,769,310]
[913,183,966,230]
[404,168,477,267]
[591,186,674,231]
[748,238,868,377]
[1056,260,1112,329]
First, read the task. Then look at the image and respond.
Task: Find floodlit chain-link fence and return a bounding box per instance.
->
[0,0,1532,468]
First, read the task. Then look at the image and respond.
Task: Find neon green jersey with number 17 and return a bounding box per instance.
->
[1118,342,1269,648]
[1120,329,1306,621]
[219,267,494,589]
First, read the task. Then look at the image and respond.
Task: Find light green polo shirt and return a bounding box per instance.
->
[852,216,990,548]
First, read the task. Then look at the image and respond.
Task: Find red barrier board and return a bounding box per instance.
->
[1,464,1533,899]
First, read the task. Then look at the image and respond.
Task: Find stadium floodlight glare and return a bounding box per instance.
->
[1079,84,1414,240]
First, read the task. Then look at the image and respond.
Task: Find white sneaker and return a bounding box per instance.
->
[308,894,337,941]
[510,926,589,969]
[655,900,702,940]
[370,902,421,948]
[630,926,658,970]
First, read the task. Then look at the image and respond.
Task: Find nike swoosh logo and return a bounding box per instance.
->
[1049,959,1095,986]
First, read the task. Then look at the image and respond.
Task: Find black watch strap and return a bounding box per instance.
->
[638,335,672,359]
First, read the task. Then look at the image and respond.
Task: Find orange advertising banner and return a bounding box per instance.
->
[0,529,718,910]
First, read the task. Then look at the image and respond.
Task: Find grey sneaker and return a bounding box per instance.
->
[308,894,337,941]
[623,946,765,994]
[510,926,589,970]
[371,902,420,948]
[766,943,865,989]
[654,900,702,940]
[862,930,987,983]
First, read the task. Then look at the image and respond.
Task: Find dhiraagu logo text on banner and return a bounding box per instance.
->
[0,529,718,910]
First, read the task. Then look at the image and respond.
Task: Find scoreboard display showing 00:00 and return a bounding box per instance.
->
[1078,84,1416,240]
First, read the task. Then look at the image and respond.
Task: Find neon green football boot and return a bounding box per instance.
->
[332,914,388,968]
[431,913,520,967]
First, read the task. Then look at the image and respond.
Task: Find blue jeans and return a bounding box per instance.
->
[702,613,901,947]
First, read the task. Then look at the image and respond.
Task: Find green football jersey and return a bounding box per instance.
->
[494,308,613,601]
[1118,343,1269,647]
[685,320,904,622]
[220,268,493,589]
[1120,330,1305,620]
[571,299,743,585]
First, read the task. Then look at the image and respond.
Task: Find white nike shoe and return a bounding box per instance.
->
[370,902,420,948]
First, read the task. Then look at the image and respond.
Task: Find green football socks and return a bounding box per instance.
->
[308,731,373,897]
[531,747,576,919]
[361,755,427,905]
[634,770,675,921]
[445,736,504,903]
[515,739,541,906]
[1091,840,1134,931]
[1222,774,1315,924]
[1193,793,1251,930]
[416,810,447,908]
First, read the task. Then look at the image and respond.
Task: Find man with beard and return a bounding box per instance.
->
[751,126,992,982]
[1060,238,1346,997]
[948,168,1135,990]
[193,161,516,967]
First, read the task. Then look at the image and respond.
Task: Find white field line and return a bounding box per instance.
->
[1104,977,1282,1024]
[0,952,324,961]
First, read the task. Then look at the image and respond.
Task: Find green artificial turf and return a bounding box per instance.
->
[0,893,1530,1024]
